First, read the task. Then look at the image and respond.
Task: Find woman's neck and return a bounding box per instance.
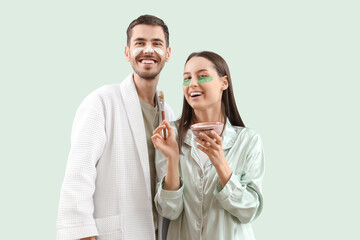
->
[193,107,224,123]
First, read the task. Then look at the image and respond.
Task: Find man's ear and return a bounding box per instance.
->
[165,47,171,62]
[124,46,130,62]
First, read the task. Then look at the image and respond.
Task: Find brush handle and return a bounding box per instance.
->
[161,111,166,140]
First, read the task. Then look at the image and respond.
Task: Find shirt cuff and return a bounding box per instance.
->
[158,175,184,200]
[214,173,244,202]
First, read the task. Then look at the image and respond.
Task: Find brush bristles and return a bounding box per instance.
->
[158,90,164,99]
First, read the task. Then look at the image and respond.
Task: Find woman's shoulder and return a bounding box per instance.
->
[231,125,262,142]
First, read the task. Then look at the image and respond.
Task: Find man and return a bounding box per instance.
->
[56,15,174,240]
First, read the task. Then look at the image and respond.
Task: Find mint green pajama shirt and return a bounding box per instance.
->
[154,119,265,240]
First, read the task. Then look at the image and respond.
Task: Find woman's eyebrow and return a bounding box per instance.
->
[196,69,208,73]
[183,69,209,75]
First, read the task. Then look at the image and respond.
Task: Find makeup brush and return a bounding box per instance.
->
[158,90,166,140]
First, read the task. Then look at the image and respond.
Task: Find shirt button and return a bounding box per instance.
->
[199,172,203,178]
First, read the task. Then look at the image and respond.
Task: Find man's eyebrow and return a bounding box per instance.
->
[183,69,209,75]
[133,38,146,42]
[152,38,164,43]
[132,38,164,43]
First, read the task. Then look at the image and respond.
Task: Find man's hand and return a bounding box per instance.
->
[81,237,96,240]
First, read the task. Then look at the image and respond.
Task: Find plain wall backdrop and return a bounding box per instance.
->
[1,0,359,239]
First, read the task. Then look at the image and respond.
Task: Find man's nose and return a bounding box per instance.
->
[143,44,154,54]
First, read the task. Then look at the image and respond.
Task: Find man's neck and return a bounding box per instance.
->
[133,73,159,107]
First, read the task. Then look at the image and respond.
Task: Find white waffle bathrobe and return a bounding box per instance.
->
[56,73,175,240]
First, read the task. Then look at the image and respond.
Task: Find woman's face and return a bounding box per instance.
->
[183,56,228,112]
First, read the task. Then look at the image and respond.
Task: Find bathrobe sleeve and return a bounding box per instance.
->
[56,93,107,240]
[214,133,264,223]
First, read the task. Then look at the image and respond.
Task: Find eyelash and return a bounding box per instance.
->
[183,75,208,81]
[135,42,162,46]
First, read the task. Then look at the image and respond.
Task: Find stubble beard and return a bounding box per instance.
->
[133,67,163,80]
[130,57,166,81]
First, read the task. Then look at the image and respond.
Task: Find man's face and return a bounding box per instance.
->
[125,24,171,80]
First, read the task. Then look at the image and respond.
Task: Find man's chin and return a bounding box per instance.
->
[137,72,159,80]
[133,68,162,80]
[132,61,165,80]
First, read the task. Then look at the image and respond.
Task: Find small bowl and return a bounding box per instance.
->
[190,122,224,139]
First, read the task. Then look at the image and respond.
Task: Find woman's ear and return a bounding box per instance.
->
[222,76,228,90]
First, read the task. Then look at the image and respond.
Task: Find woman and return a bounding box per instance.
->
[152,51,264,240]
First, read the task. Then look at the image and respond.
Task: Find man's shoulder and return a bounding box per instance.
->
[78,83,124,111]
[87,74,133,100]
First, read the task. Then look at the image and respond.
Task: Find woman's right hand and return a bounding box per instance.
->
[152,120,179,161]
[152,120,181,190]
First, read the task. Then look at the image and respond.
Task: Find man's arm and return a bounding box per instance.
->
[57,94,107,240]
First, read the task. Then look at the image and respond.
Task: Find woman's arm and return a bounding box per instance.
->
[152,120,184,220]
[152,120,180,190]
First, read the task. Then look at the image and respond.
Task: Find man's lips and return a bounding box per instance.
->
[138,55,158,64]
[139,58,157,64]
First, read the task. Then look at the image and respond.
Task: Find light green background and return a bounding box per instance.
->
[1,0,359,239]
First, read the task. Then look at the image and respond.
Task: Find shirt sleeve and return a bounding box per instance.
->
[213,133,265,223]
[154,144,184,221]
[56,97,107,240]
[154,175,184,220]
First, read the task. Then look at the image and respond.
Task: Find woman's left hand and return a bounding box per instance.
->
[195,131,226,167]
[195,131,233,187]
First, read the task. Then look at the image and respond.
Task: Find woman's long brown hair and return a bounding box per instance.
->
[177,51,245,151]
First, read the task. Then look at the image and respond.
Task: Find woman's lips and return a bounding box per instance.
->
[189,91,203,98]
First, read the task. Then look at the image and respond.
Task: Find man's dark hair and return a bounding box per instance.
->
[126,15,169,47]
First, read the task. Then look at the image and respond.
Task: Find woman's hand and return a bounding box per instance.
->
[195,131,232,187]
[152,120,180,190]
[152,120,179,161]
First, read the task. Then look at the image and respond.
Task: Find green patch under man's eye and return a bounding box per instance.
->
[197,76,214,84]
[183,80,190,86]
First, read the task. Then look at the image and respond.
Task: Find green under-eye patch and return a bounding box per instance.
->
[197,76,214,84]
[183,76,214,86]
[183,80,190,86]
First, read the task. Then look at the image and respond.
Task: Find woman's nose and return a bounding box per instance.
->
[189,78,198,88]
